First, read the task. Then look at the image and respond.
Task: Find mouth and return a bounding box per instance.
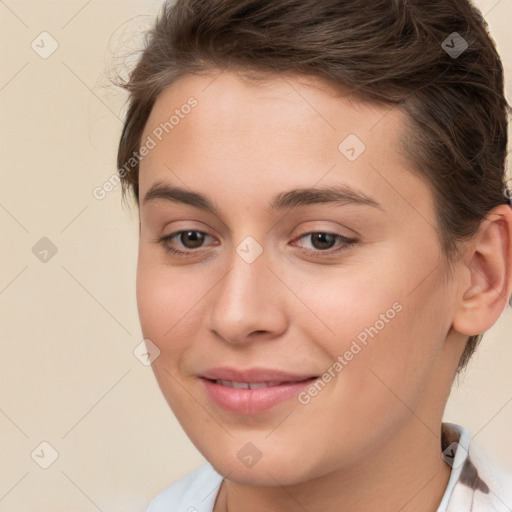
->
[200,367,318,384]
[209,378,316,389]
[199,370,319,415]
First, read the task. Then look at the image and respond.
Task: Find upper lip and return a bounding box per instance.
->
[201,367,318,384]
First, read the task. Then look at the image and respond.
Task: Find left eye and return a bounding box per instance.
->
[293,232,357,254]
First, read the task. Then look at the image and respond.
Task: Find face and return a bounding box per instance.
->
[136,71,465,486]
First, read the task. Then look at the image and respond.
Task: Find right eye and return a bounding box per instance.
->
[158,230,217,255]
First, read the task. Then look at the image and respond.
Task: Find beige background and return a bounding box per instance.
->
[0,1,511,510]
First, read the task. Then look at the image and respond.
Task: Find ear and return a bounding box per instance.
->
[452,204,512,336]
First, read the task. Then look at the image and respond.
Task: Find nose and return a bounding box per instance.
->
[206,246,289,346]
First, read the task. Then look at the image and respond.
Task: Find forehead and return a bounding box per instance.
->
[144,71,403,144]
[138,71,433,220]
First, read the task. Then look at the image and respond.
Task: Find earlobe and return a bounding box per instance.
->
[452,205,512,336]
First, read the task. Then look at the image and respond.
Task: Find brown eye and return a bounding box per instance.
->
[309,233,337,250]
[293,232,358,256]
[178,231,206,249]
[158,230,214,255]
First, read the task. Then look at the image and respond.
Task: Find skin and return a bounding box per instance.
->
[136,71,512,512]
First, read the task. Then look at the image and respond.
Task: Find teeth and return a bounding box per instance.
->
[215,380,284,389]
[248,382,269,389]
[232,381,250,389]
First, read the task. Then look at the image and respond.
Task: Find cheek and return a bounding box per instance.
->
[300,269,403,353]
[341,274,451,414]
[136,252,192,348]
[135,249,219,369]
[302,258,450,390]
[135,255,201,410]
[136,259,168,341]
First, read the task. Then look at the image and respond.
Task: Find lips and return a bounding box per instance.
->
[199,367,318,414]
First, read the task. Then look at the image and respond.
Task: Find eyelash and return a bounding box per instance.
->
[157,230,358,258]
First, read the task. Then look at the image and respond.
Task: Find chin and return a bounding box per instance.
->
[203,447,320,487]
[214,462,305,487]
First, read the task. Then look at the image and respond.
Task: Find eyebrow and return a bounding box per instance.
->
[142,182,384,213]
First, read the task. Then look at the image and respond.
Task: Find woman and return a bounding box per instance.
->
[114,0,512,510]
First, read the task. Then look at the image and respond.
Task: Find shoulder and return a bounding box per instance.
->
[145,463,224,512]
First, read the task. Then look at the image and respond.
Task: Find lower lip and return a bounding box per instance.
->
[200,378,317,415]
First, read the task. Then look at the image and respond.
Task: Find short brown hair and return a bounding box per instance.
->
[114,0,511,373]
